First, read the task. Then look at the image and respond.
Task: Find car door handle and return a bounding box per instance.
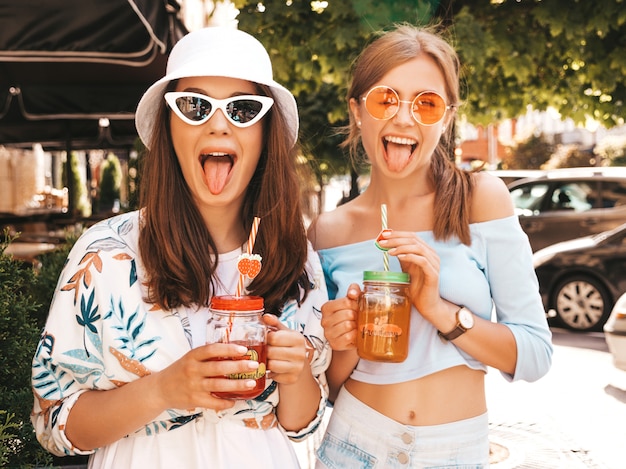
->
[524,221,543,231]
[581,218,599,227]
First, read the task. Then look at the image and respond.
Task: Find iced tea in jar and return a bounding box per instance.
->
[357,271,411,362]
[207,295,267,399]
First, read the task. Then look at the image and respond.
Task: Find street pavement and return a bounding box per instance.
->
[487,328,626,469]
[294,327,626,468]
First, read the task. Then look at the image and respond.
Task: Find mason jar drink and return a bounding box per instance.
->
[207,295,267,399]
[357,271,411,362]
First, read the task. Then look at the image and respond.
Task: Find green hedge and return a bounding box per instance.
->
[0,230,87,468]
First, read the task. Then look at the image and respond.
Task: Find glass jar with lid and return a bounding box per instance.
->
[207,295,267,399]
[357,271,411,362]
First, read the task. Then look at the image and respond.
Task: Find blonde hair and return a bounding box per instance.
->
[343,24,473,245]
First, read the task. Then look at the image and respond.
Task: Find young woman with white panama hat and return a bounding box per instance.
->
[31,26,330,468]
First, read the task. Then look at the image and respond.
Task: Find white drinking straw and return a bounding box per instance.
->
[381,204,389,271]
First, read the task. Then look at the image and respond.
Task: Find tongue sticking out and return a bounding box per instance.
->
[203,156,233,194]
[385,141,414,172]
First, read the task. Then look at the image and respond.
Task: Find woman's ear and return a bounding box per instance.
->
[349,97,362,127]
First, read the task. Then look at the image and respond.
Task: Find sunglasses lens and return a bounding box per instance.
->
[227,99,265,125]
[363,87,448,125]
[413,93,446,125]
[365,87,399,120]
[174,95,212,123]
[166,93,273,127]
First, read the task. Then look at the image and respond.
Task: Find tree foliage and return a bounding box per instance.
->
[500,133,553,169]
[229,0,625,200]
[235,0,441,194]
[0,232,52,467]
[452,0,626,128]
[235,0,625,129]
[235,0,365,185]
[98,152,122,212]
[594,134,626,166]
[543,144,594,169]
[63,151,90,218]
[0,232,83,467]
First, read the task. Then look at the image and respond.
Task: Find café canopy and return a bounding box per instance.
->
[0,0,187,151]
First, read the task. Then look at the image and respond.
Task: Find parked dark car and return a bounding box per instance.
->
[533,222,626,332]
[508,167,626,252]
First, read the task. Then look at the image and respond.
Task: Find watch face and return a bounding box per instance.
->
[459,308,474,328]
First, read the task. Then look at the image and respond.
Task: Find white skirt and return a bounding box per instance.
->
[87,415,301,469]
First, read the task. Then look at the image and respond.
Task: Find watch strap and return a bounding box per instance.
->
[438,306,470,341]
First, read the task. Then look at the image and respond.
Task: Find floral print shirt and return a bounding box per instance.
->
[31,211,330,457]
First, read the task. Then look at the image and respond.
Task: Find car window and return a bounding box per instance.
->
[601,180,626,208]
[547,182,594,212]
[510,183,549,215]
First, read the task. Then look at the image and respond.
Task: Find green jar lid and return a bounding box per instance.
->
[363,270,410,283]
[210,295,264,311]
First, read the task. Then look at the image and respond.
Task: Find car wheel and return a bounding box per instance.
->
[550,275,612,332]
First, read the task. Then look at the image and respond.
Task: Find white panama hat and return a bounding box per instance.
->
[135,26,298,148]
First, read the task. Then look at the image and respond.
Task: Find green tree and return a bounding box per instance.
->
[594,134,626,166]
[501,133,553,169]
[127,139,146,211]
[451,0,626,128]
[62,151,90,218]
[235,0,440,207]
[30,232,79,330]
[98,152,122,213]
[0,232,52,467]
[543,144,594,169]
[0,411,20,467]
[232,0,625,207]
[236,0,363,194]
[0,231,83,467]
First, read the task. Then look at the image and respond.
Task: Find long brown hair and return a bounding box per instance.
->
[138,82,311,315]
[343,24,474,245]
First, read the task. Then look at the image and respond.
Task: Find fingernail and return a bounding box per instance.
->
[375,229,392,251]
[245,380,257,388]
[234,345,248,354]
[247,361,260,369]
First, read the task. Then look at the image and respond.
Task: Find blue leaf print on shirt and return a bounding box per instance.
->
[279,300,302,332]
[76,290,100,356]
[32,333,66,399]
[87,237,128,252]
[129,258,138,287]
[57,363,104,386]
[32,362,71,399]
[88,216,138,288]
[77,290,100,333]
[105,297,161,362]
[37,332,55,356]
[117,217,133,236]
[86,324,104,357]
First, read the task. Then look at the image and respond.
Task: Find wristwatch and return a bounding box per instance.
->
[438,306,474,341]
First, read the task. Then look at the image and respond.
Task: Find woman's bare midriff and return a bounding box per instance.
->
[344,365,487,426]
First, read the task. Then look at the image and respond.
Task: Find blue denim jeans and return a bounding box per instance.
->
[315,386,490,468]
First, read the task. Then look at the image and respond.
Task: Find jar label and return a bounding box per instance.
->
[228,346,267,379]
[360,323,403,339]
